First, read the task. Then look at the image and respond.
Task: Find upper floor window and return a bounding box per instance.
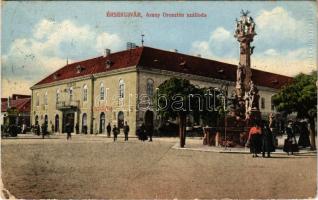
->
[69,87,73,101]
[261,97,265,109]
[119,79,125,99]
[83,84,88,102]
[147,79,154,97]
[271,96,275,111]
[44,91,48,105]
[56,89,60,103]
[100,83,105,100]
[36,93,39,106]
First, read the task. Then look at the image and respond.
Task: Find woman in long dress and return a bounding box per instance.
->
[248,123,262,157]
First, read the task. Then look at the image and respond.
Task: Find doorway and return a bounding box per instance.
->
[117,111,124,129]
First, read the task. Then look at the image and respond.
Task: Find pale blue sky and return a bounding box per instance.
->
[1,1,317,96]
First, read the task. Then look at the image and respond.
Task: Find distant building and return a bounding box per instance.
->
[30,46,293,134]
[1,94,31,127]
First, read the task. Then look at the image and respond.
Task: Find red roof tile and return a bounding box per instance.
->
[1,98,31,113]
[33,46,293,89]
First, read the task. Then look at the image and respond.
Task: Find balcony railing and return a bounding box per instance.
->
[56,100,79,110]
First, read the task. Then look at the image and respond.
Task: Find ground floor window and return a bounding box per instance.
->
[100,112,105,133]
[82,113,87,134]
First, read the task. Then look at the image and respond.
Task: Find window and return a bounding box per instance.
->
[119,79,125,98]
[100,83,105,100]
[271,96,275,110]
[147,79,154,97]
[261,97,265,109]
[44,91,48,105]
[56,89,60,103]
[83,85,88,102]
[36,93,39,106]
[69,87,73,101]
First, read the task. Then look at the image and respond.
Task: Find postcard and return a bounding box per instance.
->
[1,1,317,199]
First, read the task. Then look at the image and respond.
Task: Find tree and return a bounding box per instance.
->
[154,78,201,147]
[272,71,317,150]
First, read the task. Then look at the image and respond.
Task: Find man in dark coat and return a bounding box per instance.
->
[106,123,111,138]
[262,122,275,158]
[41,122,48,139]
[123,121,129,141]
[65,121,72,140]
[113,125,118,142]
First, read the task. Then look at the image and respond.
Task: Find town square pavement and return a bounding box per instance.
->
[1,134,317,199]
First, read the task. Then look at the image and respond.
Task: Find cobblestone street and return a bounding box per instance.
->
[1,135,317,199]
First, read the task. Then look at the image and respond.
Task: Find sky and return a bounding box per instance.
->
[1,1,317,97]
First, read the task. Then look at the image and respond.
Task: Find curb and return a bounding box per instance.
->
[172,143,317,155]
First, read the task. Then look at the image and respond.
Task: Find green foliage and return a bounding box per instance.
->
[272,71,317,119]
[154,78,200,119]
[154,78,222,125]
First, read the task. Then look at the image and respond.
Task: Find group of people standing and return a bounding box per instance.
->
[247,122,275,158]
[106,121,130,142]
[248,120,309,157]
[137,123,154,142]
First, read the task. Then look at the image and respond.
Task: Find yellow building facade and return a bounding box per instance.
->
[30,46,292,134]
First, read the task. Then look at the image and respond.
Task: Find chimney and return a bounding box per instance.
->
[197,54,201,57]
[104,49,111,57]
[174,49,178,53]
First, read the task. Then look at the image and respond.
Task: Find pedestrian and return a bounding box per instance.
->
[65,121,72,140]
[247,122,262,157]
[75,122,79,134]
[283,121,299,155]
[41,122,48,139]
[123,121,129,141]
[36,123,41,136]
[261,122,275,158]
[113,125,118,142]
[139,123,147,141]
[106,123,111,138]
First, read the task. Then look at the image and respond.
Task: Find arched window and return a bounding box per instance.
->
[83,84,88,102]
[147,79,154,97]
[119,79,125,98]
[69,87,73,101]
[44,91,48,105]
[36,93,39,106]
[56,89,60,104]
[261,97,265,109]
[100,83,105,100]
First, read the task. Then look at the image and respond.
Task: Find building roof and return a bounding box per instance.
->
[33,46,293,89]
[1,98,31,113]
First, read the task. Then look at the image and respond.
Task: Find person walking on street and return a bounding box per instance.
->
[65,121,72,140]
[107,123,112,138]
[41,122,48,139]
[247,122,262,158]
[262,122,275,158]
[113,125,118,142]
[124,121,129,141]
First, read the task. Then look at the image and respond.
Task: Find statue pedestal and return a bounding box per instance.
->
[247,110,261,125]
